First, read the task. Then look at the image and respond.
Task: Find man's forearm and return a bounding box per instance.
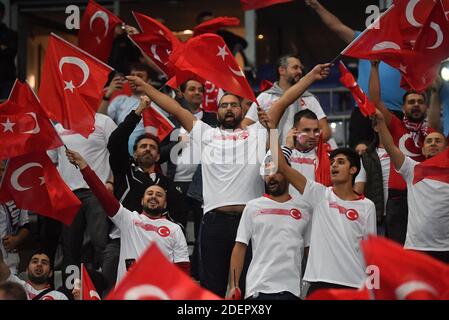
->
[377,121,404,170]
[229,243,246,289]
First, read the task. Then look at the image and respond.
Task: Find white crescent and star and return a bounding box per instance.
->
[395,281,438,299]
[59,57,90,93]
[216,45,245,77]
[399,134,421,158]
[150,45,163,63]
[427,22,443,49]
[23,112,40,134]
[10,162,44,192]
[371,41,401,51]
[123,285,170,300]
[1,118,15,132]
[89,10,109,44]
[89,290,101,300]
[405,0,422,28]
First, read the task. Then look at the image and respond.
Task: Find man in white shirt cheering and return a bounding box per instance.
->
[373,110,449,263]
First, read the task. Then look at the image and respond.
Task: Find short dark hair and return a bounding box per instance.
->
[129,62,152,77]
[330,147,361,183]
[276,54,301,78]
[218,92,243,105]
[180,79,204,93]
[133,133,161,152]
[293,109,318,126]
[0,281,28,300]
[402,91,427,105]
[28,249,52,270]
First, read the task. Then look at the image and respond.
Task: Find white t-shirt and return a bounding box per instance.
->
[47,113,117,190]
[376,147,390,215]
[111,205,190,282]
[236,195,311,298]
[7,274,68,300]
[246,93,326,144]
[189,120,267,213]
[399,157,449,251]
[302,180,377,288]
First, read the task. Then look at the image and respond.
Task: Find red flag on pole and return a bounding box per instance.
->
[0,151,81,225]
[106,243,221,300]
[0,80,63,160]
[413,147,449,185]
[240,0,293,11]
[193,17,240,36]
[38,33,113,138]
[169,34,257,103]
[315,133,331,187]
[338,61,376,117]
[78,0,123,62]
[142,104,175,142]
[81,263,101,300]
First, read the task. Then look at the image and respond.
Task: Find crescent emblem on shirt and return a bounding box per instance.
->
[59,57,90,92]
[89,10,109,43]
[345,209,359,221]
[23,112,40,134]
[11,162,44,192]
[124,285,171,300]
[89,290,101,300]
[157,226,170,237]
[395,281,438,299]
[427,22,443,50]
[289,209,302,220]
[371,41,401,51]
[406,0,423,28]
[398,133,421,158]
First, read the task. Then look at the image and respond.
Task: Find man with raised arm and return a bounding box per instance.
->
[126,63,330,296]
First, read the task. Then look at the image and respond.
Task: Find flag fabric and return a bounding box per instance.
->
[203,81,220,113]
[307,287,371,300]
[259,80,273,92]
[315,133,331,187]
[0,151,81,225]
[142,104,175,142]
[193,17,240,36]
[361,236,449,300]
[338,61,376,117]
[78,0,123,62]
[240,0,293,11]
[0,80,63,160]
[81,263,101,300]
[413,147,449,184]
[130,12,181,77]
[38,33,113,138]
[169,33,257,103]
[106,243,221,300]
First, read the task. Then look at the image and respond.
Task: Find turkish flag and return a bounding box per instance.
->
[81,264,101,300]
[106,243,221,300]
[142,104,175,142]
[78,0,122,62]
[362,236,449,300]
[259,79,273,92]
[307,287,371,300]
[315,133,331,187]
[193,17,240,36]
[0,80,63,160]
[400,0,449,92]
[413,147,449,184]
[338,62,376,117]
[0,152,81,225]
[38,33,113,138]
[240,0,293,11]
[130,12,181,77]
[169,33,257,103]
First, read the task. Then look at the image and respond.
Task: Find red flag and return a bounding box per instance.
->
[38,33,113,138]
[169,34,257,103]
[259,79,273,92]
[307,287,371,300]
[400,0,449,92]
[193,17,240,36]
[106,243,221,300]
[362,236,449,300]
[142,105,175,142]
[0,152,81,225]
[413,147,449,184]
[0,80,63,160]
[240,0,293,11]
[78,0,123,62]
[338,62,376,117]
[315,133,331,187]
[81,264,101,300]
[203,81,220,113]
[130,12,181,77]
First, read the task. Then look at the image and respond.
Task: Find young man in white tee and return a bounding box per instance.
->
[228,158,312,300]
[373,110,449,263]
[275,138,377,295]
[125,63,330,296]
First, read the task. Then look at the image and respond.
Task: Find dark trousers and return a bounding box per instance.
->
[416,250,449,264]
[247,291,300,300]
[101,238,120,295]
[61,189,109,288]
[307,282,356,297]
[385,190,408,246]
[199,211,251,297]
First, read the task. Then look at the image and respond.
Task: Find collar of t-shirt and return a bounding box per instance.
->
[331,188,365,201]
[263,193,293,202]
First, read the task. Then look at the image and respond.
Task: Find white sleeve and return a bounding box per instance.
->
[302,96,326,120]
[302,179,328,208]
[398,157,417,184]
[46,148,59,165]
[110,205,134,232]
[244,102,259,122]
[102,115,118,142]
[364,202,377,237]
[235,204,253,245]
[173,226,190,263]
[304,216,312,247]
[355,160,367,183]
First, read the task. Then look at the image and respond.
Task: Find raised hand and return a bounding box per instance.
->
[65,149,88,170]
